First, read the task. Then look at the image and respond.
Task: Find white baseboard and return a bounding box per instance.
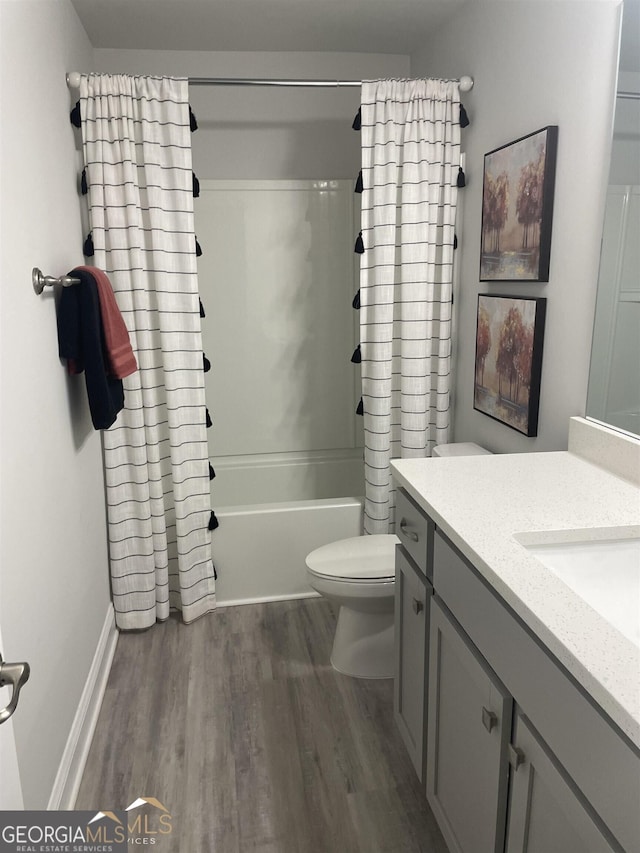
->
[48,604,118,810]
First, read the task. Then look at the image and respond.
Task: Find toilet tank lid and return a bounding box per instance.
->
[433,442,492,457]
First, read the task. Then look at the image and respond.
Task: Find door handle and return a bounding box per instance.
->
[0,652,30,725]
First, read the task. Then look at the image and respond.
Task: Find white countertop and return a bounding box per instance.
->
[391,448,640,746]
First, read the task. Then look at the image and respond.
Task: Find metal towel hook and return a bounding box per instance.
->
[33,267,81,295]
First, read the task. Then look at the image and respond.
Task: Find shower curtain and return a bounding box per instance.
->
[359,78,462,535]
[77,74,216,630]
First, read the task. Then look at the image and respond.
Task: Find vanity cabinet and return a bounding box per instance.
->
[505,713,617,853]
[432,529,639,853]
[426,593,620,853]
[393,484,640,853]
[393,488,434,782]
[426,598,511,853]
[394,545,431,780]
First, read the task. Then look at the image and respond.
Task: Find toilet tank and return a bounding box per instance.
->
[432,442,492,458]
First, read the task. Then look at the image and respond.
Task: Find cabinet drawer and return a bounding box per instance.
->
[434,530,640,853]
[396,488,432,576]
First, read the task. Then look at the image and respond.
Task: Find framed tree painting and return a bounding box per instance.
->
[480,126,558,281]
[474,294,546,436]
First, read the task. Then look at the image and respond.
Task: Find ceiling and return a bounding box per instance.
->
[69,0,471,54]
[70,0,639,74]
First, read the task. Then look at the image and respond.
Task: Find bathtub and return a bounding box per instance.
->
[210,450,364,606]
[212,497,364,606]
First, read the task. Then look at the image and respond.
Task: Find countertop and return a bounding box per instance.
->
[391,449,640,747]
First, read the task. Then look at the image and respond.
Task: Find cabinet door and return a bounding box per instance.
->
[505,714,618,853]
[394,546,431,782]
[426,597,512,853]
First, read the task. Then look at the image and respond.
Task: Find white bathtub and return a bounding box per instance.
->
[212,497,364,607]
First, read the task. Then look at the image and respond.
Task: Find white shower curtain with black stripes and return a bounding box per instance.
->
[359,78,462,535]
[78,74,216,629]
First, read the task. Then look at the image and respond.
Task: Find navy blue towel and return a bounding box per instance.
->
[57,268,124,430]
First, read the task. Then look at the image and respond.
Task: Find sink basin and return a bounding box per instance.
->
[522,537,640,647]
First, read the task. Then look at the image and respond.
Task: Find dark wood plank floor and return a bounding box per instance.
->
[76,597,448,853]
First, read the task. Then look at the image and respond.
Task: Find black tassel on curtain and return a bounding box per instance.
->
[453,96,470,251]
[352,105,364,416]
[190,106,219,548]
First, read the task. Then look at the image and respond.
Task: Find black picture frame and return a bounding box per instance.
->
[480,126,558,282]
[474,294,547,437]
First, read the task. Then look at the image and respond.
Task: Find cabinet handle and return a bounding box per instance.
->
[481,706,498,733]
[412,598,424,615]
[508,744,526,771]
[399,519,419,542]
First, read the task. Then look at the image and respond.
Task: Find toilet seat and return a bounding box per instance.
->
[305,534,399,582]
[309,573,396,586]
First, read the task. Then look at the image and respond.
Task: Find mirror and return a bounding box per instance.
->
[586,0,640,437]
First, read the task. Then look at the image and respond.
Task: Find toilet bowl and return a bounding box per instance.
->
[305,534,399,679]
[306,442,492,679]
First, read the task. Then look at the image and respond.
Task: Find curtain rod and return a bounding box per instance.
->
[189,75,475,91]
[617,90,640,100]
[66,72,474,92]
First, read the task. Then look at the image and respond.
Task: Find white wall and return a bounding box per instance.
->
[412,0,622,452]
[610,70,640,185]
[93,49,410,179]
[0,0,110,808]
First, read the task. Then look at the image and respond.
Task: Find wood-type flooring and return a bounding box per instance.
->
[76,597,448,853]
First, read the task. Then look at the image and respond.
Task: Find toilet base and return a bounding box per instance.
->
[330,606,394,679]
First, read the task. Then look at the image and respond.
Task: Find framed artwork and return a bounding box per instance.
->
[474,294,547,436]
[480,126,558,282]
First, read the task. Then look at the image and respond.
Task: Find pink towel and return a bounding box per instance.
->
[74,265,137,379]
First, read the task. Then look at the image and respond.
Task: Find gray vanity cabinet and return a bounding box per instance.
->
[432,528,639,853]
[392,484,639,853]
[426,597,512,853]
[393,488,434,782]
[394,545,431,781]
[505,713,618,853]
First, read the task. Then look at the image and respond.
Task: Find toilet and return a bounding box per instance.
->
[306,441,492,679]
[305,534,399,679]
